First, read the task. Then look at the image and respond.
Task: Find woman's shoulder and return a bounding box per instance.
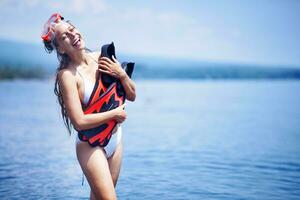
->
[88,51,101,61]
[57,68,76,82]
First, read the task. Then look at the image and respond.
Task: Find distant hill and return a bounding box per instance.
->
[1,39,300,80]
[0,39,57,73]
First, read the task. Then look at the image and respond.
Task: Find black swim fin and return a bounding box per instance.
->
[100,42,135,88]
[100,42,117,87]
[121,62,135,78]
[101,42,116,60]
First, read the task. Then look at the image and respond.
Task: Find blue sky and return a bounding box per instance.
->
[0,0,299,66]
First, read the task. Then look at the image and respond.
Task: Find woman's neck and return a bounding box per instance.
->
[69,49,90,67]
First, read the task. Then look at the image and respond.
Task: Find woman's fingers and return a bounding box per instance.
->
[100,57,114,64]
[99,60,110,67]
[111,55,120,64]
[111,55,116,62]
[98,55,119,65]
[119,103,126,109]
[98,65,111,73]
[98,68,112,75]
[115,103,125,111]
[98,67,118,78]
[98,63,109,69]
[98,56,122,78]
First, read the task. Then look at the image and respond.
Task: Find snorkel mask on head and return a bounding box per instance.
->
[41,13,64,43]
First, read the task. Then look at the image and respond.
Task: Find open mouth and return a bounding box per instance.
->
[72,35,82,48]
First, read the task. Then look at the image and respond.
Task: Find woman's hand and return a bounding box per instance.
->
[112,104,127,123]
[98,54,136,101]
[98,55,126,79]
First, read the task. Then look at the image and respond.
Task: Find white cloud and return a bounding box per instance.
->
[79,5,225,60]
[46,0,108,14]
[0,0,266,64]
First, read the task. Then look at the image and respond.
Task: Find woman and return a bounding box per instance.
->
[42,13,136,199]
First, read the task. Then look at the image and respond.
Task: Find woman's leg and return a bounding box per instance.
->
[90,190,97,200]
[90,142,123,199]
[107,142,123,187]
[76,142,116,200]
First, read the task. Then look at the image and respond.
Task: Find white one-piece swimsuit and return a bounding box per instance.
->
[75,69,122,158]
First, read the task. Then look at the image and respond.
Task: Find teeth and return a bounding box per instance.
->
[73,39,81,48]
[72,38,79,46]
[72,34,82,48]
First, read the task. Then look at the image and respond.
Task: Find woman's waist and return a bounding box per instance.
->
[112,123,122,135]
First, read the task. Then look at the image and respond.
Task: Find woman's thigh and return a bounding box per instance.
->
[76,142,116,200]
[108,142,123,187]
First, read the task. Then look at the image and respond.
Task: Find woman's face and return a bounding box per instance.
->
[54,21,85,54]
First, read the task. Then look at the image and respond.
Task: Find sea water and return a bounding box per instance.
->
[0,79,299,199]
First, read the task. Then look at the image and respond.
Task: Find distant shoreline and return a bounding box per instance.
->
[1,64,300,80]
[0,65,47,80]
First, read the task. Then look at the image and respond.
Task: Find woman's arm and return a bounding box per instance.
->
[98,56,136,101]
[119,71,136,101]
[58,69,126,131]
